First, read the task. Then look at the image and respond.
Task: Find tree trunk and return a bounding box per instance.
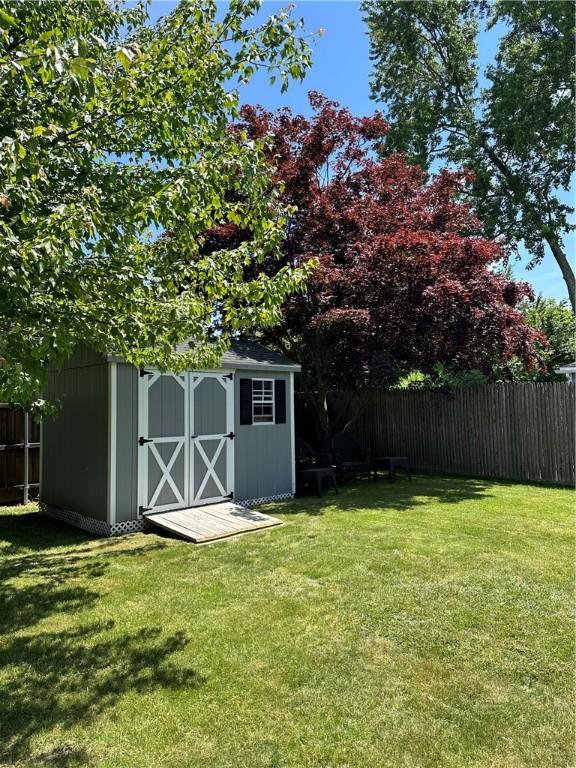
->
[298,372,331,446]
[316,386,330,445]
[481,140,575,312]
[546,234,575,313]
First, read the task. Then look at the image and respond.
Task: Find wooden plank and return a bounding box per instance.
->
[146,503,281,543]
[200,504,274,528]
[153,513,224,538]
[152,515,248,543]
[163,508,249,535]
[556,383,568,483]
[534,383,544,482]
[152,516,237,544]
[150,515,207,542]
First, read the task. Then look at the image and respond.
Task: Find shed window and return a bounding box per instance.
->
[252,379,274,424]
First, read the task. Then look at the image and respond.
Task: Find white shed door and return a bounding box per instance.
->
[190,373,234,506]
[139,372,189,514]
[138,371,234,515]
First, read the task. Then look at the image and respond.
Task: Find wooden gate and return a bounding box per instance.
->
[0,405,40,505]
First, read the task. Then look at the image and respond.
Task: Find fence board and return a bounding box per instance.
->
[0,405,40,505]
[323,383,575,486]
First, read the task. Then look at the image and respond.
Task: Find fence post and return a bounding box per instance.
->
[23,411,29,505]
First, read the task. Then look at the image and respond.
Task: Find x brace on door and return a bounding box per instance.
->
[148,439,186,508]
[193,438,227,500]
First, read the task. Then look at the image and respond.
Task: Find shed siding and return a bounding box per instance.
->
[59,345,107,370]
[42,354,109,521]
[114,364,139,522]
[115,367,293,516]
[233,372,293,501]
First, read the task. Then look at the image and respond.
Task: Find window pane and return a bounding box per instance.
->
[253,380,273,403]
[252,381,274,423]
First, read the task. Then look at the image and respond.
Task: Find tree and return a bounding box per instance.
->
[211,94,544,438]
[519,296,576,380]
[362,0,576,310]
[0,0,315,409]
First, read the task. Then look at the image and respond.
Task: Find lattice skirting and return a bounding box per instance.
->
[40,494,294,537]
[40,503,145,537]
[237,492,293,507]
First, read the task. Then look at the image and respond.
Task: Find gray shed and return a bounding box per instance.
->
[40,341,300,536]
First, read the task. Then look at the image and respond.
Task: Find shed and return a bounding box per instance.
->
[40,341,300,536]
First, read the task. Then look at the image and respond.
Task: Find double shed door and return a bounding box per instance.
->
[138,371,234,515]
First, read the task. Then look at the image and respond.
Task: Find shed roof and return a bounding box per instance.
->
[109,339,300,372]
[220,340,300,371]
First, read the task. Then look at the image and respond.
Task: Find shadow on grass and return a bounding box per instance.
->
[280,474,493,516]
[0,509,105,554]
[0,622,205,765]
[0,510,205,765]
[0,512,167,635]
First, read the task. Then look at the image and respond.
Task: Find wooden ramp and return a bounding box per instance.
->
[145,502,281,544]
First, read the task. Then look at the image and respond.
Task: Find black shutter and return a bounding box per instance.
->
[239,379,253,425]
[274,379,286,424]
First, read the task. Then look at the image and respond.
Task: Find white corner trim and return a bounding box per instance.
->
[137,368,147,517]
[38,418,44,501]
[226,374,235,499]
[289,371,296,495]
[108,362,117,525]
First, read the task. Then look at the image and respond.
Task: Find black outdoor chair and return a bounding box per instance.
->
[295,438,338,497]
[321,432,372,482]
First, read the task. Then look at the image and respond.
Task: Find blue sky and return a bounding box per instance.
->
[150,0,573,302]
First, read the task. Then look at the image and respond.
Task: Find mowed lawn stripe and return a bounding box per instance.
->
[0,475,573,768]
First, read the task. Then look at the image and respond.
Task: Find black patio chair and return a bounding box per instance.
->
[321,432,372,482]
[295,438,338,497]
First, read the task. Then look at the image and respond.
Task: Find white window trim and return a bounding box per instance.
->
[252,378,275,425]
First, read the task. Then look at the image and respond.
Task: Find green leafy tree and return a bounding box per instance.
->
[0,0,314,409]
[520,296,576,380]
[362,0,575,309]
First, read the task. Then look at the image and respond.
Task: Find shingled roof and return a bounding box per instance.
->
[220,340,299,371]
[108,339,300,372]
[168,339,300,372]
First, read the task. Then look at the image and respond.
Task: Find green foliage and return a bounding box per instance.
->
[519,296,576,380]
[362,0,576,309]
[397,296,576,384]
[0,0,315,409]
[396,366,487,389]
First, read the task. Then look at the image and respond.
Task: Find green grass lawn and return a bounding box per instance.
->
[0,476,573,768]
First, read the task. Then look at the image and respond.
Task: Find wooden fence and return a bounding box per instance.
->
[0,405,40,505]
[331,383,575,486]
